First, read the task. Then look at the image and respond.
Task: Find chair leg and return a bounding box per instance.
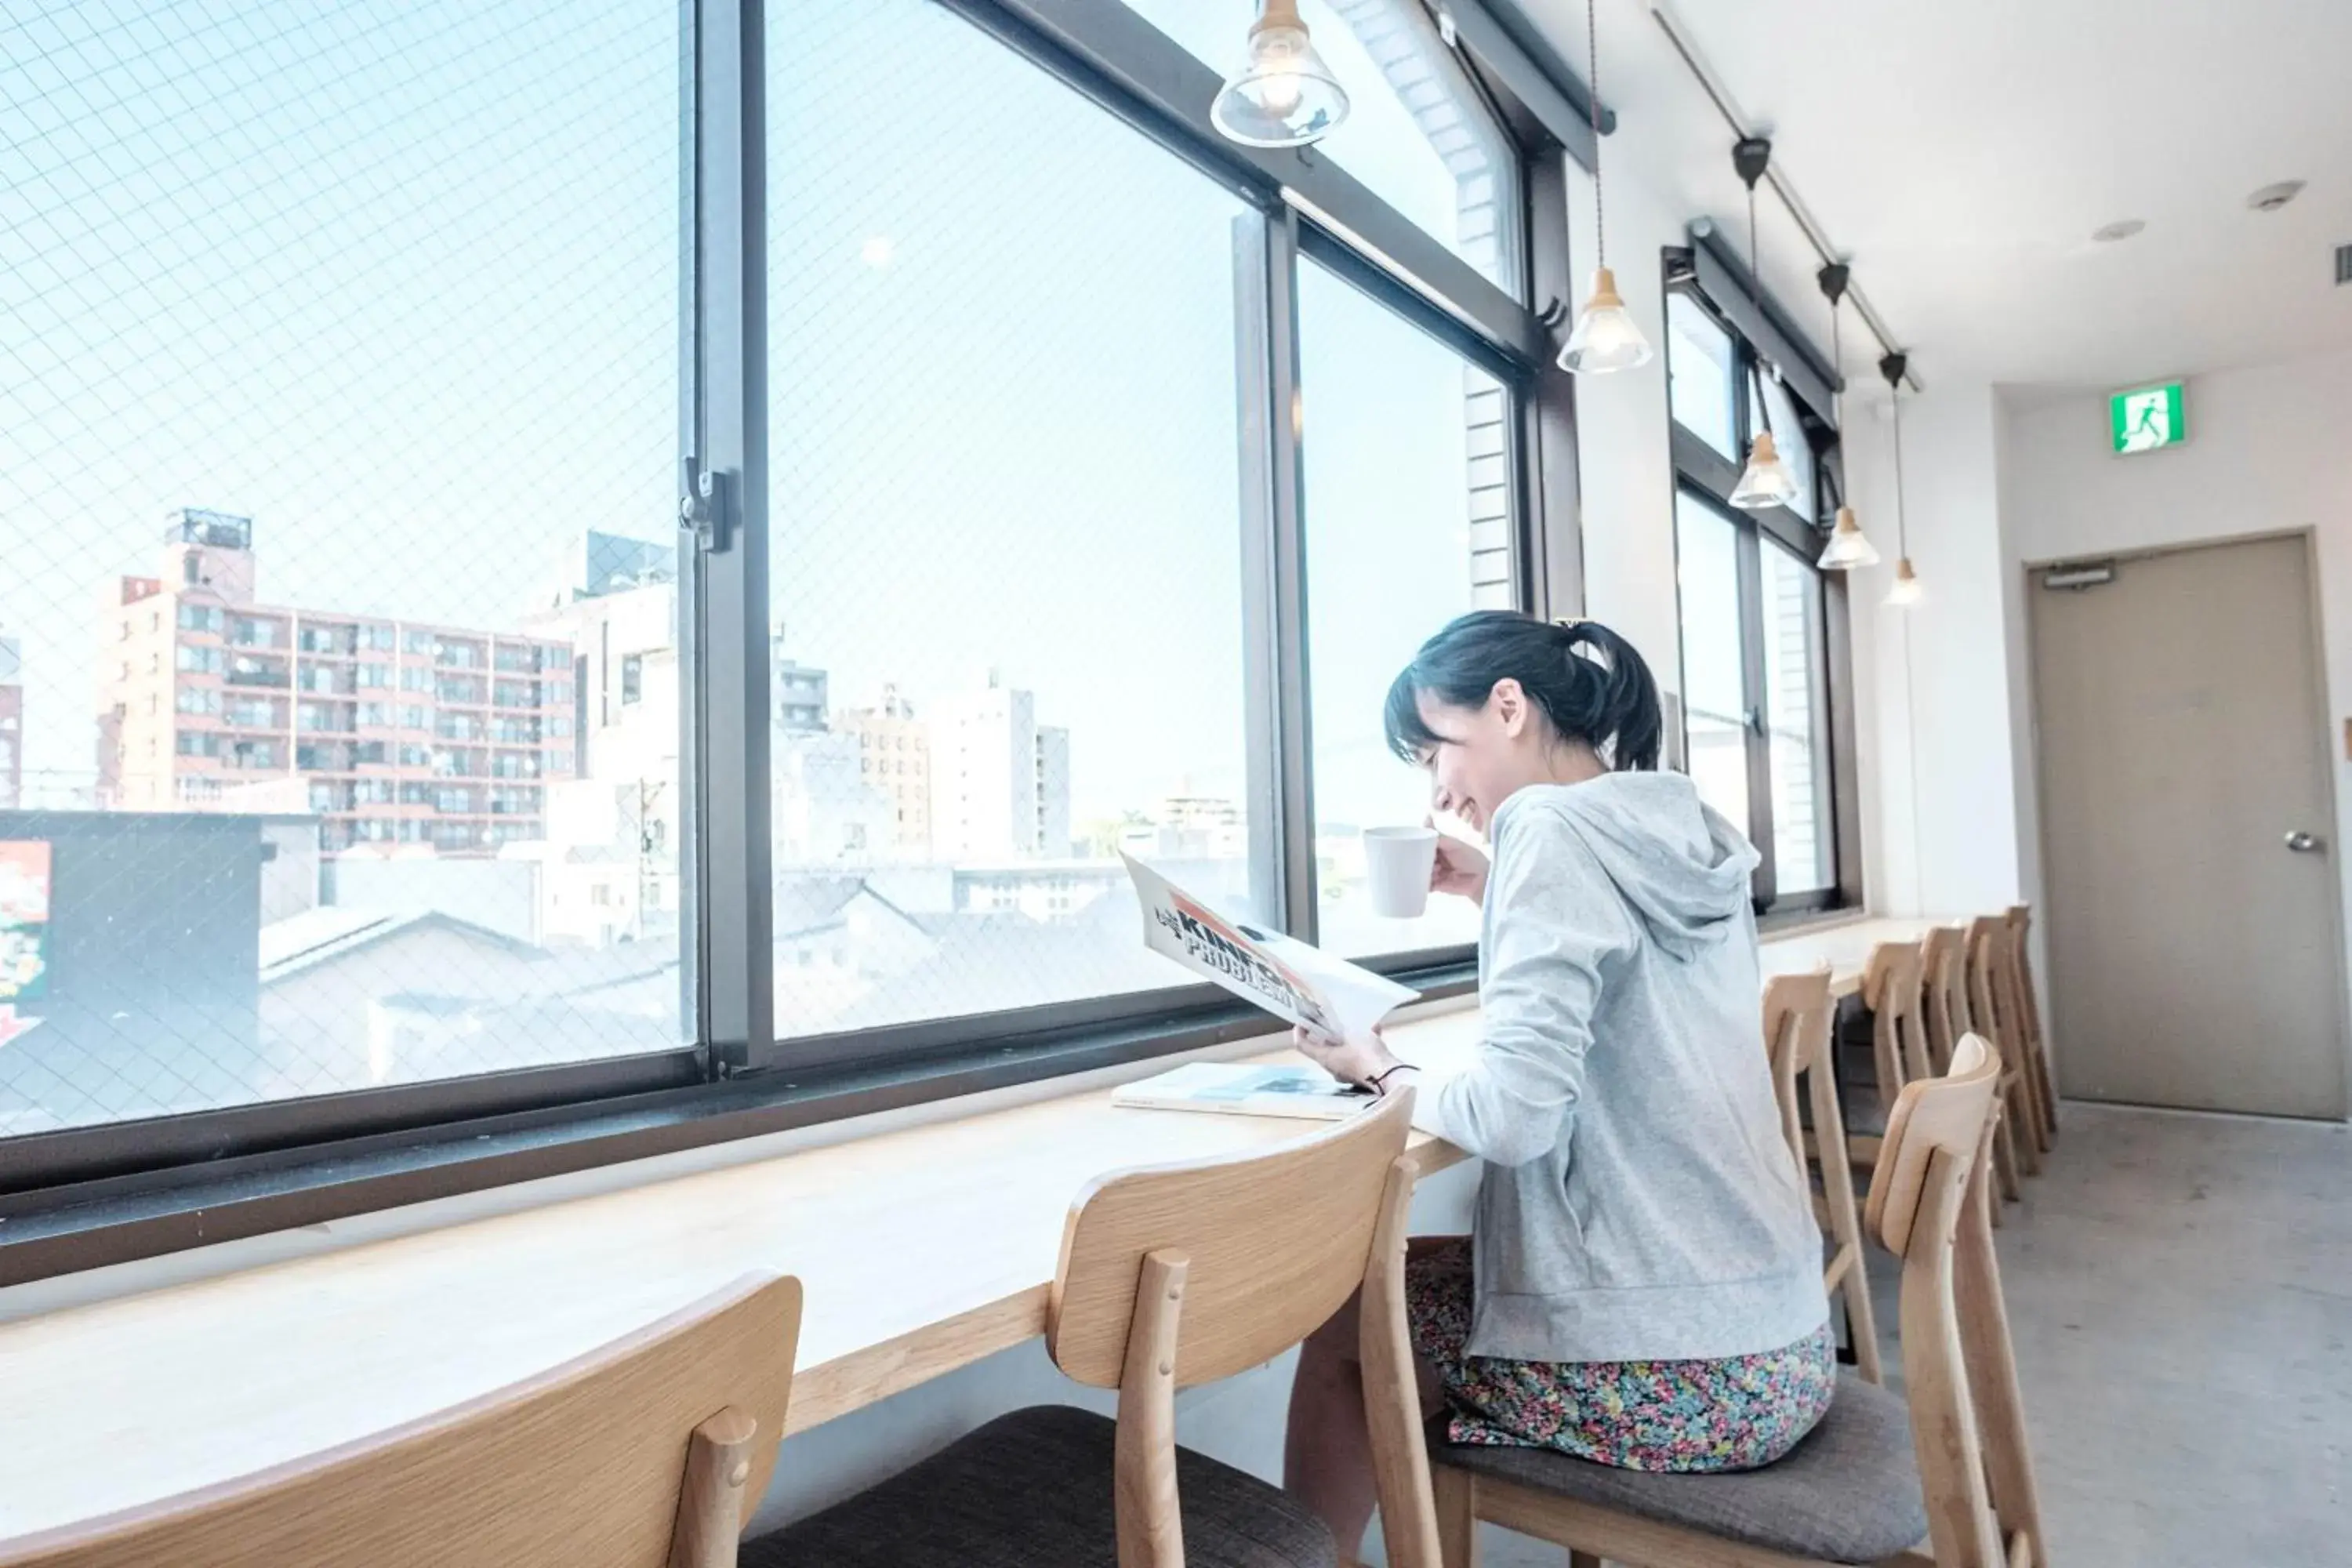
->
[2007,1080,2042,1176]
[1992,1108,2024,1203]
[2032,1041,2060,1142]
[1838,1244,1884,1385]
[1806,1058,1882,1384]
[2013,1050,2053,1158]
[1433,1464,1479,1568]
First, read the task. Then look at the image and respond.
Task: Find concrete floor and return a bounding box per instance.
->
[1468,1102,2352,1566]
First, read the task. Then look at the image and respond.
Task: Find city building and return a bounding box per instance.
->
[930,676,1071,862]
[1121,789,1247,862]
[833,684,931,858]
[94,510,577,855]
[527,557,684,946]
[529,529,675,612]
[771,626,829,735]
[774,730,896,864]
[0,635,21,810]
[527,570,677,789]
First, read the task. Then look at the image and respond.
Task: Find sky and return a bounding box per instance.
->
[2,0,1509,835]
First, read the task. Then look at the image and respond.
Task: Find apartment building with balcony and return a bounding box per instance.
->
[96,510,577,855]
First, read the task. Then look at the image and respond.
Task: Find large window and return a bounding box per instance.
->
[0,1,687,1138]
[766,0,1254,1036]
[1299,261,1512,956]
[1675,495,1751,833]
[1759,541,1835,895]
[1666,293,1738,460]
[1125,0,1524,296]
[0,0,1574,1256]
[1664,281,1849,913]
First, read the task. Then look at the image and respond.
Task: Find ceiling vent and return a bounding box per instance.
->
[2337,243,2352,287]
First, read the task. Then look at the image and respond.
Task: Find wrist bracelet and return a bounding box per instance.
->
[1368,1062,1421,1094]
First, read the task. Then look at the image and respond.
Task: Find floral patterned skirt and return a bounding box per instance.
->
[1406,1237,1836,1472]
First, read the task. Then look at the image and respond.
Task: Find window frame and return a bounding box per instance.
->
[1661,274,1860,918]
[1,0,1601,1278]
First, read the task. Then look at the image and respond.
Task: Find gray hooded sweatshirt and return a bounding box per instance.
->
[1417,771,1828,1364]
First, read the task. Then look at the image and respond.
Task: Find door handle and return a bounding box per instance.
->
[2285,830,2327,854]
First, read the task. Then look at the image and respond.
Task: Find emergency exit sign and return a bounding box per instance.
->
[2111,382,2187,454]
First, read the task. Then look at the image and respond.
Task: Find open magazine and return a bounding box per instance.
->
[1114,856,1421,1118]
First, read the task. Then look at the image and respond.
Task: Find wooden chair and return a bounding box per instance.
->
[1965,916,2038,1193]
[2004,905,2060,1146]
[1857,939,1934,1165]
[1954,1064,2051,1568]
[2004,912,2060,1161]
[1762,970,1882,1385]
[742,1090,1427,1568]
[1917,925,1971,1079]
[0,1272,804,1568]
[1918,924,2006,1225]
[1429,1042,2020,1568]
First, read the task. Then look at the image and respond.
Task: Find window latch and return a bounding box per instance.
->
[679,456,734,554]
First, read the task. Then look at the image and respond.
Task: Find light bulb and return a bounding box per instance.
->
[1886,557,1923,606]
[1730,430,1800,510]
[1210,9,1348,149]
[1817,506,1882,571]
[1558,267,1653,375]
[1257,68,1304,118]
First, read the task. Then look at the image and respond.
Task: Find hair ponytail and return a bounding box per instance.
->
[1383,610,1664,771]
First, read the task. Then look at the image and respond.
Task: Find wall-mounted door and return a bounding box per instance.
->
[2030,533,2348,1118]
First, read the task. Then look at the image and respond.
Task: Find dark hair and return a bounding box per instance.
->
[1383,611,1663,771]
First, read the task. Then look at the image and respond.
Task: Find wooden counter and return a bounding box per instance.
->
[0,917,1941,1538]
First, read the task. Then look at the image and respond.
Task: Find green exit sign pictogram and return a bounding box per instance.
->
[2111,383,2187,454]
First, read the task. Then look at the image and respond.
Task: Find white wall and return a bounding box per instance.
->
[1996,347,2352,1025]
[1847,379,2026,920]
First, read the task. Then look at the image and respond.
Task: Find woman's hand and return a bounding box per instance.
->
[1429,823,1490,904]
[1292,1024,1405,1091]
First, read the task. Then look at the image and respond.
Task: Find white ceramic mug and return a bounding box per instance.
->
[1362,826,1439,919]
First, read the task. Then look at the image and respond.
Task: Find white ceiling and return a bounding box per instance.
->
[1515,0,2352,392]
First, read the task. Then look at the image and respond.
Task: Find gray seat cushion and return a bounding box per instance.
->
[1434,1374,1926,1563]
[742,1404,1337,1568]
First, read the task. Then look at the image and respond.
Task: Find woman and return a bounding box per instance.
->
[1284,610,1831,1555]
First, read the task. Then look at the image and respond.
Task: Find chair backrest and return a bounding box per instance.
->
[1765,964,1884,1382]
[1953,1044,2050,1567]
[1049,1088,1424,1568]
[1993,910,2038,1055]
[1049,1085,1414,1388]
[1865,1040,2009,1568]
[1863,939,1933,1093]
[2,1272,803,1568]
[1918,924,1970,1074]
[1963,916,2013,1061]
[1864,1035,1997,1259]
[1760,967,1835,1174]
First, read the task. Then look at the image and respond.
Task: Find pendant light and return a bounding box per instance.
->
[1211,0,1349,150]
[1558,0,1651,374]
[1881,350,1922,604]
[1727,139,1798,510]
[1814,261,1881,569]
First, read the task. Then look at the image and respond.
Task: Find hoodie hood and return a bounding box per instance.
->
[1495,771,1759,960]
